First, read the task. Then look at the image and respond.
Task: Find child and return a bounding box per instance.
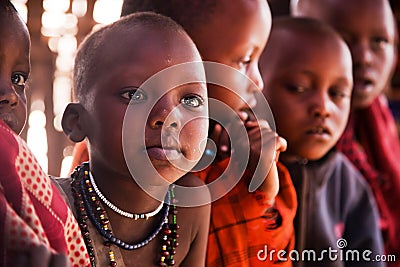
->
[0,1,90,266]
[292,0,400,264]
[57,12,210,266]
[119,1,297,266]
[260,17,384,266]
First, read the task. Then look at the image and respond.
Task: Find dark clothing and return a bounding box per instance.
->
[284,151,385,267]
[337,96,400,266]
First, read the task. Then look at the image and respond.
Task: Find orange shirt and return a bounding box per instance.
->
[194,158,297,267]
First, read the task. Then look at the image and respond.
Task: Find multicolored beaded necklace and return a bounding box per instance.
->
[71,162,178,267]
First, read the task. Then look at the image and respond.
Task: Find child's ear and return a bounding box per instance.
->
[62,103,87,142]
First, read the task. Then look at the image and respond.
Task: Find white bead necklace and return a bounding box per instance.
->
[89,171,164,220]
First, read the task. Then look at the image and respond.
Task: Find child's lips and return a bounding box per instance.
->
[146,146,182,161]
[306,125,331,139]
[353,77,374,93]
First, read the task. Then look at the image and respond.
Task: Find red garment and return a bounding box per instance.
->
[336,95,400,266]
[0,120,90,267]
[194,158,297,267]
[69,141,89,174]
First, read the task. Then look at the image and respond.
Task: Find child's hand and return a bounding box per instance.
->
[241,118,286,197]
[255,135,287,203]
[13,245,70,267]
[209,112,286,202]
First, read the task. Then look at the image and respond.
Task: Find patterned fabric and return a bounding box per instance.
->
[336,95,400,266]
[0,120,90,267]
[194,158,297,267]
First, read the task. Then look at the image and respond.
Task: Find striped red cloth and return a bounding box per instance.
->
[0,120,90,267]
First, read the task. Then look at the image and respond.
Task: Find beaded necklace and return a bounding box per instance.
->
[89,172,164,220]
[71,163,178,267]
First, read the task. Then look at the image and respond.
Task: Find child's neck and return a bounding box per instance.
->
[88,160,169,215]
[280,153,309,165]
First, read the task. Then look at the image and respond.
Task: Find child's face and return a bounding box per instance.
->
[82,28,208,182]
[193,0,271,121]
[0,12,30,134]
[261,30,353,161]
[298,0,397,109]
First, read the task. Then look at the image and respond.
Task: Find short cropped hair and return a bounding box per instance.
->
[0,0,19,16]
[121,0,217,35]
[270,16,343,40]
[73,12,190,101]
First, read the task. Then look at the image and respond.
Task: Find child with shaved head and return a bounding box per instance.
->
[57,12,211,266]
[117,1,298,266]
[292,0,400,264]
[260,17,384,266]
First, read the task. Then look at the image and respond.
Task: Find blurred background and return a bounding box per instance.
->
[12,0,400,177]
[13,0,124,177]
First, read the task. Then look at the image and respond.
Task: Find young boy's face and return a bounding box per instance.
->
[0,11,30,134]
[294,0,397,109]
[261,29,353,161]
[81,27,208,182]
[193,0,271,121]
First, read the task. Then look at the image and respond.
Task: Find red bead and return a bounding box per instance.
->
[110,261,117,266]
[163,228,172,235]
[162,251,170,257]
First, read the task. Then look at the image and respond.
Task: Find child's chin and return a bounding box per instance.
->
[153,165,187,184]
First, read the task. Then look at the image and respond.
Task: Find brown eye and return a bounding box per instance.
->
[11,73,27,86]
[287,84,307,93]
[238,57,252,70]
[181,94,204,108]
[121,87,147,102]
[371,37,389,50]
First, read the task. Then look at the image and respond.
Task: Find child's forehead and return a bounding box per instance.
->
[0,9,26,30]
[209,0,270,28]
[87,26,201,86]
[99,26,197,62]
[0,12,30,47]
[303,0,393,23]
[266,22,350,68]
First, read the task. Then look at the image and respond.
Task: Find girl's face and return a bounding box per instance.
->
[83,27,208,183]
[0,11,30,134]
[192,0,272,122]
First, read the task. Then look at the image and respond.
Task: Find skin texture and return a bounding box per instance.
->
[62,15,210,266]
[193,0,268,118]
[188,0,286,198]
[0,7,30,134]
[292,0,397,109]
[119,0,286,200]
[0,3,70,266]
[260,18,353,162]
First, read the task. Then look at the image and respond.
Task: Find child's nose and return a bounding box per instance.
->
[309,94,331,118]
[0,83,19,109]
[149,103,181,131]
[153,117,180,129]
[249,66,264,93]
